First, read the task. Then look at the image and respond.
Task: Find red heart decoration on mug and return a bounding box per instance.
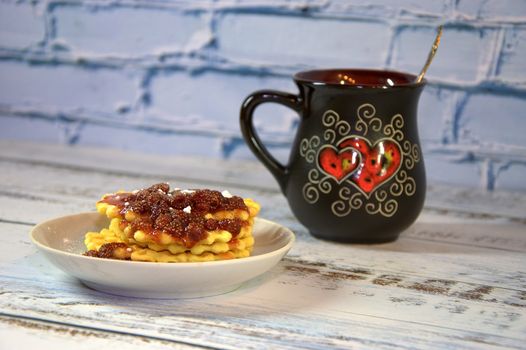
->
[318,146,361,183]
[339,137,402,194]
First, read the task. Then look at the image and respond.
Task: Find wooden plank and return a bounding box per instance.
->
[405,221,526,252]
[424,187,526,224]
[0,139,277,191]
[0,156,524,294]
[0,155,524,253]
[2,197,526,290]
[0,150,523,227]
[1,139,526,220]
[1,140,526,348]
[0,316,204,350]
[1,222,525,349]
[2,266,525,349]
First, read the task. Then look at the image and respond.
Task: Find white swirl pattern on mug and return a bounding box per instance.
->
[355,103,382,135]
[298,104,421,217]
[383,113,404,141]
[365,191,398,217]
[331,188,364,217]
[299,135,320,163]
[302,169,332,204]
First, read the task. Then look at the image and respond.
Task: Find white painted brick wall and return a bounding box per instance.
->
[0,2,43,49]
[0,0,525,191]
[461,94,526,147]
[55,7,209,56]
[457,0,526,20]
[150,71,295,131]
[216,14,391,67]
[0,61,137,110]
[392,26,498,83]
[499,28,526,81]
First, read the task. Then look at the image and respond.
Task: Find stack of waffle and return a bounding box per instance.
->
[84,183,260,262]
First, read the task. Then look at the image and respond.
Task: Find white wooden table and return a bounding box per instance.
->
[0,140,525,350]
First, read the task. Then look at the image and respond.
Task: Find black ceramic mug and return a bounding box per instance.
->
[240,69,426,243]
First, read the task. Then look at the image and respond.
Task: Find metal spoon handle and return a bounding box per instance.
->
[416,25,443,83]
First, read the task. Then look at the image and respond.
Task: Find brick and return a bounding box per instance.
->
[495,163,526,191]
[0,2,44,49]
[0,115,62,143]
[150,70,297,132]
[459,93,526,147]
[54,6,208,56]
[78,123,222,157]
[327,0,446,18]
[0,114,224,157]
[228,142,292,166]
[0,61,136,111]
[417,86,456,143]
[457,0,526,21]
[391,26,498,83]
[216,14,390,67]
[496,28,526,83]
[424,153,482,188]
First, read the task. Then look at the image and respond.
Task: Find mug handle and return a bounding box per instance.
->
[240,90,302,192]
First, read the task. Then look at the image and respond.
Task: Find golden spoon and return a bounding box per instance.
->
[416,25,443,83]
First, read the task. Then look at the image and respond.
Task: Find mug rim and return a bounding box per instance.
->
[293,68,426,89]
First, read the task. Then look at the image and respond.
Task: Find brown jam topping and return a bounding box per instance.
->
[84,242,130,260]
[99,183,249,247]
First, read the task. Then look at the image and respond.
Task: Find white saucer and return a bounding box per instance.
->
[30,212,295,299]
